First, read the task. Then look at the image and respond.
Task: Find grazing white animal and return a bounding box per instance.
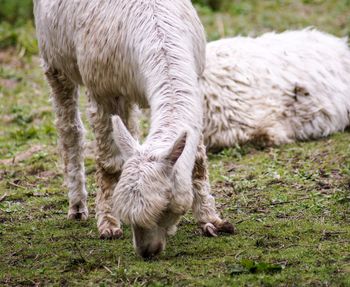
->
[201,29,350,151]
[34,0,233,258]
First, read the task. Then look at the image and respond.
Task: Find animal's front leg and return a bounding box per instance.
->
[95,165,123,239]
[192,137,235,236]
[87,95,138,239]
[45,66,88,220]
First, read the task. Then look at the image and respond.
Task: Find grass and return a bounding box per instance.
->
[1,1,350,286]
[196,0,350,41]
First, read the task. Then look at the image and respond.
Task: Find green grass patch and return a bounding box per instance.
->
[1,1,350,286]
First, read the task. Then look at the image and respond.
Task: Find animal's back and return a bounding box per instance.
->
[34,0,206,101]
[202,29,350,149]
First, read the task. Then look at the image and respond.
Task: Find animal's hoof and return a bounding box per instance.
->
[202,221,235,237]
[166,225,178,236]
[202,223,218,237]
[68,209,89,221]
[99,227,123,240]
[217,221,235,234]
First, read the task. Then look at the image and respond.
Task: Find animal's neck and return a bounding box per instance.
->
[138,25,203,150]
[145,91,196,147]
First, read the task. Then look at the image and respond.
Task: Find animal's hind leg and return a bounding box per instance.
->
[192,135,234,236]
[45,66,88,220]
[87,94,139,239]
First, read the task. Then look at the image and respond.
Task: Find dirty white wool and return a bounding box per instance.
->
[201,29,350,150]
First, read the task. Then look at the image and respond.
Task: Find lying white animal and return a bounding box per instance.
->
[201,29,350,151]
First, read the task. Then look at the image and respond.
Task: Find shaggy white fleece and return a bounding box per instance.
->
[201,29,350,150]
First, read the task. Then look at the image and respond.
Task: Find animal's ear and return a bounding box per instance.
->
[165,132,187,166]
[111,115,138,160]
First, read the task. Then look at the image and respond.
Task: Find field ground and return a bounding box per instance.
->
[0,1,350,286]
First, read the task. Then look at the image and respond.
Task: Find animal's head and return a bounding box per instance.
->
[111,116,187,259]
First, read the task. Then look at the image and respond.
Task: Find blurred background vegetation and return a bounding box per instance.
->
[0,0,349,56]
